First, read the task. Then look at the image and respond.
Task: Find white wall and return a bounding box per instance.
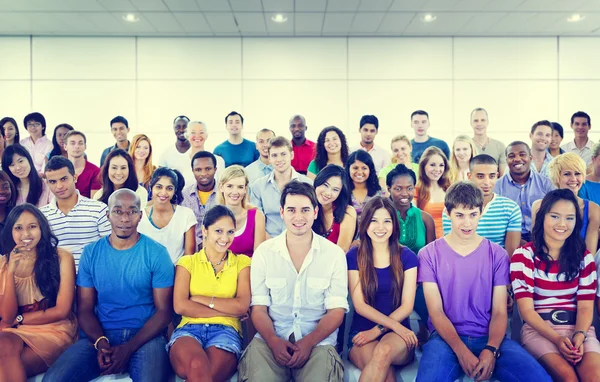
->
[1,36,599,163]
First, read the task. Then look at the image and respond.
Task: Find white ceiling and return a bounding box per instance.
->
[1,0,600,37]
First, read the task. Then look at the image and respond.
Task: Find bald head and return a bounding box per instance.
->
[108,188,141,210]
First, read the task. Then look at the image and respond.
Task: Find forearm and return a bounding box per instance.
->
[22,306,71,326]
[388,304,414,325]
[430,312,468,354]
[251,307,278,343]
[302,308,345,348]
[575,304,594,334]
[1,274,19,323]
[127,308,171,352]
[520,307,561,343]
[175,298,238,318]
[486,311,507,349]
[191,295,248,316]
[78,310,107,344]
[355,302,404,330]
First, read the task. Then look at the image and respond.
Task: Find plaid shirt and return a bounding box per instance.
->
[181,181,218,250]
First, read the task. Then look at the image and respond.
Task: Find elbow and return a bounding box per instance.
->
[173,300,187,316]
[233,299,251,316]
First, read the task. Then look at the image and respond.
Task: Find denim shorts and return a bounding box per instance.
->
[166,323,243,358]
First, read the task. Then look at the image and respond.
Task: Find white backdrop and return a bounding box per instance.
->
[1,36,599,163]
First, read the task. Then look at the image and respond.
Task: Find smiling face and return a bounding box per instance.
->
[0,179,11,206]
[470,110,488,136]
[543,199,576,245]
[315,175,342,206]
[256,131,275,159]
[26,121,43,139]
[220,176,247,207]
[269,146,293,174]
[349,160,369,185]
[280,194,318,237]
[448,204,481,240]
[174,119,188,141]
[65,134,86,159]
[557,168,584,195]
[108,156,129,188]
[571,117,591,139]
[506,144,532,177]
[290,117,307,140]
[392,140,412,165]
[360,123,377,146]
[550,130,563,151]
[367,207,394,244]
[468,164,498,199]
[324,131,341,155]
[192,157,216,188]
[3,121,16,143]
[530,124,552,152]
[424,154,445,182]
[389,175,415,209]
[226,114,243,137]
[134,139,150,162]
[411,114,429,137]
[111,122,129,143]
[46,167,76,201]
[188,123,206,148]
[8,154,31,180]
[12,210,41,252]
[152,176,175,205]
[453,141,472,165]
[203,216,235,255]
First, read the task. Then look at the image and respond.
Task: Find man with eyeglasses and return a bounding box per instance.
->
[21,112,53,173]
[158,115,192,175]
[45,188,174,381]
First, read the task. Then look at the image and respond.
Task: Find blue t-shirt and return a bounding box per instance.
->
[579,181,600,207]
[411,136,450,163]
[77,234,175,330]
[347,246,418,332]
[213,139,259,167]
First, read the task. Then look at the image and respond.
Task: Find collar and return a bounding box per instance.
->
[196,248,234,267]
[292,139,313,147]
[113,140,131,150]
[267,168,299,184]
[49,191,82,212]
[186,180,218,196]
[256,159,271,170]
[272,230,321,258]
[358,143,378,152]
[506,171,534,186]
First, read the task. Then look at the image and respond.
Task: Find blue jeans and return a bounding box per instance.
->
[42,329,169,382]
[414,283,429,322]
[416,333,551,382]
[167,323,243,358]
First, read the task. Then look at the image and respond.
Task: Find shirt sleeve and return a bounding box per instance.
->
[91,166,102,191]
[510,246,535,300]
[176,254,193,273]
[307,160,318,175]
[492,244,510,286]
[250,246,270,307]
[440,141,451,160]
[497,141,507,168]
[77,245,94,288]
[417,245,437,283]
[507,201,522,232]
[324,249,349,312]
[578,251,597,300]
[151,243,175,288]
[97,204,112,237]
[400,248,419,271]
[441,210,451,235]
[249,180,263,213]
[346,247,358,271]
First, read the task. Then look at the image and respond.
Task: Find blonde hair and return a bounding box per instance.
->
[548,152,587,188]
[449,135,478,183]
[390,135,413,165]
[217,165,251,209]
[129,134,156,188]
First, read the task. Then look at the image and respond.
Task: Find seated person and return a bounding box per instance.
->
[169,205,251,381]
[511,189,600,381]
[416,181,551,382]
[0,205,77,380]
[43,189,174,382]
[239,181,348,381]
[347,196,418,381]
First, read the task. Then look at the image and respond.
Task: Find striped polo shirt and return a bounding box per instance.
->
[442,193,521,248]
[510,243,597,310]
[40,193,112,269]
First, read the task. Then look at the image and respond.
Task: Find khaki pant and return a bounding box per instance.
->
[238,337,344,382]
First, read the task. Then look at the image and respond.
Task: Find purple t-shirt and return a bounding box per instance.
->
[417,238,509,337]
[347,246,419,333]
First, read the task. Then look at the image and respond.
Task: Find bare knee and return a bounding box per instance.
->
[371,343,394,366]
[0,334,23,358]
[188,355,210,374]
[551,363,578,382]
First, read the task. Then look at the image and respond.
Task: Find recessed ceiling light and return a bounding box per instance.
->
[123,14,139,22]
[271,14,288,23]
[567,14,585,22]
[421,14,437,23]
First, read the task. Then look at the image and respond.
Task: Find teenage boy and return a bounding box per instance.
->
[64,130,101,198]
[214,111,259,167]
[21,112,53,173]
[410,110,450,163]
[562,111,595,165]
[250,137,312,238]
[239,181,347,381]
[352,114,390,173]
[416,182,551,382]
[529,120,553,178]
[470,108,506,176]
[245,129,276,184]
[289,114,315,175]
[442,154,521,257]
[100,116,130,167]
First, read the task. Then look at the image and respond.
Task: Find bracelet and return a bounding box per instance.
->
[94,336,109,350]
[572,330,587,341]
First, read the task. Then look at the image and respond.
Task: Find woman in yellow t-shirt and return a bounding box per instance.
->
[168,205,251,382]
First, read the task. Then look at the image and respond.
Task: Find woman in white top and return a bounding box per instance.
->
[93,149,148,209]
[138,168,197,263]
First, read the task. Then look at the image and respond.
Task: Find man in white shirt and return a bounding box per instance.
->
[529,120,553,177]
[245,129,275,184]
[158,115,191,172]
[352,115,390,174]
[561,111,595,165]
[240,181,347,381]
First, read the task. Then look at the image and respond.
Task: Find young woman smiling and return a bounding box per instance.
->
[313,164,357,253]
[307,126,349,180]
[2,145,52,207]
[129,134,156,199]
[415,147,451,239]
[0,117,20,147]
[346,150,382,225]
[448,135,478,184]
[137,168,197,264]
[378,135,419,195]
[217,165,266,257]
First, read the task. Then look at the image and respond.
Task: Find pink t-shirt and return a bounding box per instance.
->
[75,161,102,198]
[16,179,52,207]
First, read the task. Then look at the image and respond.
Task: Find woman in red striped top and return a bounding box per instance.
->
[510,189,600,381]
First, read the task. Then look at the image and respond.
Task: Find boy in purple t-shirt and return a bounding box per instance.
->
[416,181,551,382]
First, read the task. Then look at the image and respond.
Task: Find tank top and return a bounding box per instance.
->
[228,209,257,257]
[580,199,589,239]
[324,221,341,245]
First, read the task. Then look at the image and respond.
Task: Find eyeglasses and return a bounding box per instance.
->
[26,122,42,128]
[110,209,141,217]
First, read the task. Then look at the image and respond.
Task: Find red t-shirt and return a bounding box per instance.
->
[291,139,316,174]
[76,161,102,198]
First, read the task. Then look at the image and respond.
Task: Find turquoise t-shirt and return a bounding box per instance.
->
[77,234,175,330]
[214,139,259,167]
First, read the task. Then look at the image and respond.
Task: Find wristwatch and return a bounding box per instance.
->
[483,345,501,359]
[16,315,23,325]
[209,296,215,309]
[376,324,385,333]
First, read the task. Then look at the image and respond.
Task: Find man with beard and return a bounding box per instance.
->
[289,115,315,175]
[351,115,390,174]
[245,129,275,184]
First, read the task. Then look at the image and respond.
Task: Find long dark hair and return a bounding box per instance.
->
[532,189,586,282]
[357,196,404,307]
[314,164,351,235]
[0,170,17,212]
[2,204,60,308]
[98,149,139,205]
[48,123,74,158]
[346,150,381,196]
[149,167,181,205]
[314,126,349,171]
[1,145,43,205]
[0,117,21,144]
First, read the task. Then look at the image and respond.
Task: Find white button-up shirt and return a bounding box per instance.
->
[561,139,595,166]
[352,143,391,174]
[251,231,349,347]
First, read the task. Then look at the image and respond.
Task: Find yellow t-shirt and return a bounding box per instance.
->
[197,190,212,205]
[176,249,251,333]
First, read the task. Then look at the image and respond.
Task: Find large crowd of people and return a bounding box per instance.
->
[0,109,599,381]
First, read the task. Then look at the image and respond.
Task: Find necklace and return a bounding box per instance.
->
[208,252,228,274]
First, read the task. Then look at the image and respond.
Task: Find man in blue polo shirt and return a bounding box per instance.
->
[214,111,259,167]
